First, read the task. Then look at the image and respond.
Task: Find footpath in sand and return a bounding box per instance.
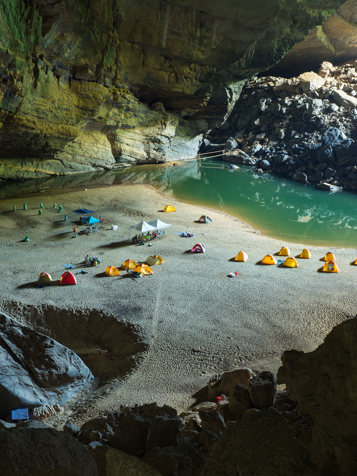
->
[0,183,356,424]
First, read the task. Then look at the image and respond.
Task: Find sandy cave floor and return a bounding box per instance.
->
[0,183,356,427]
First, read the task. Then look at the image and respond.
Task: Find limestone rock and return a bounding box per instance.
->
[277,318,357,475]
[0,423,98,476]
[333,89,357,109]
[248,371,277,409]
[0,311,93,418]
[207,368,255,400]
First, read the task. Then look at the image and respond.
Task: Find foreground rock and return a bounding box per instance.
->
[0,1,346,179]
[209,61,357,192]
[0,311,93,418]
[278,317,357,475]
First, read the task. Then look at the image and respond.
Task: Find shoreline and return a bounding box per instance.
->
[0,182,356,425]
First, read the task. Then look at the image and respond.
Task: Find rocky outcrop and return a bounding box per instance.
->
[0,420,98,476]
[0,0,346,179]
[209,61,357,192]
[278,317,357,475]
[269,0,357,77]
[0,311,93,419]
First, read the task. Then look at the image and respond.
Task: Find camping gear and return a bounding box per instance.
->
[323,251,336,262]
[131,220,156,234]
[278,246,290,256]
[37,272,52,285]
[227,272,238,277]
[148,219,171,230]
[145,255,164,266]
[81,215,100,225]
[11,408,29,422]
[191,243,205,253]
[177,232,193,237]
[105,266,120,276]
[60,271,77,285]
[73,208,94,214]
[299,248,311,259]
[133,264,153,276]
[197,215,213,223]
[111,225,118,230]
[260,254,277,265]
[281,257,298,268]
[64,264,76,269]
[121,259,138,270]
[321,260,339,273]
[234,251,248,262]
[162,204,176,212]
[23,236,29,242]
[85,255,101,267]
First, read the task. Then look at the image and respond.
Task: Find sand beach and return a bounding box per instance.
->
[0,183,356,426]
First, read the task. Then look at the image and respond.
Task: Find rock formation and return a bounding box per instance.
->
[0,311,93,419]
[208,61,357,192]
[0,0,347,179]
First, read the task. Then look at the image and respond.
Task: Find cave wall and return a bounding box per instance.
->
[0,0,346,179]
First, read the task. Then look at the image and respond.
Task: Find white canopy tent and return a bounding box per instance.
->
[148,219,172,230]
[131,220,156,234]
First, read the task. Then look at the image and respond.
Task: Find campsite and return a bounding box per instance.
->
[0,182,356,427]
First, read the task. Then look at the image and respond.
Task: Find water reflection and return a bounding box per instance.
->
[1,159,356,246]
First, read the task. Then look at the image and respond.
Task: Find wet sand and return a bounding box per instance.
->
[0,183,356,425]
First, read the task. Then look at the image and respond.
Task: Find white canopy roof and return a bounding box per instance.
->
[131,220,156,233]
[148,219,172,230]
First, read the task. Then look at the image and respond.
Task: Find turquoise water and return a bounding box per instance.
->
[2,159,356,247]
[115,159,357,248]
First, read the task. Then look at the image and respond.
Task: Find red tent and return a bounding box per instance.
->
[60,271,77,285]
[191,243,205,253]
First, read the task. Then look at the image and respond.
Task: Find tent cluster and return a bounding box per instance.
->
[118,255,164,278]
[37,271,77,286]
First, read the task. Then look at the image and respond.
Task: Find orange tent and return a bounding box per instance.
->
[105,266,120,276]
[321,260,339,273]
[162,205,176,212]
[298,248,311,259]
[281,257,298,268]
[352,258,357,266]
[234,251,248,262]
[133,263,153,276]
[323,251,336,262]
[278,246,290,256]
[60,271,77,285]
[121,259,137,270]
[260,254,277,265]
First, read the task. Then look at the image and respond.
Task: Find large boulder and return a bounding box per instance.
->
[0,312,93,418]
[277,318,357,475]
[0,422,98,476]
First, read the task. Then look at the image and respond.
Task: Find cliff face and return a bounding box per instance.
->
[0,0,345,179]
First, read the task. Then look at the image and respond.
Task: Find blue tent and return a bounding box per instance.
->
[12,408,29,421]
[81,216,100,225]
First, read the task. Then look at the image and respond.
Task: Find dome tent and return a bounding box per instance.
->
[260,254,276,265]
[321,260,339,273]
[278,246,290,256]
[162,205,176,212]
[234,251,248,262]
[60,271,77,285]
[281,257,298,268]
[105,266,120,276]
[298,248,311,259]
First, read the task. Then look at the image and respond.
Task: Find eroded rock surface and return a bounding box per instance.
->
[0,0,345,179]
[210,61,357,191]
[0,311,93,418]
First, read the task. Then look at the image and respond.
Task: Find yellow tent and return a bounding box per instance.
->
[234,251,248,262]
[37,272,52,285]
[298,248,311,259]
[323,251,336,262]
[145,255,164,266]
[133,263,153,275]
[352,258,357,266]
[322,260,339,273]
[162,204,176,212]
[121,259,137,270]
[278,246,290,256]
[281,257,298,268]
[260,254,277,265]
[105,266,120,276]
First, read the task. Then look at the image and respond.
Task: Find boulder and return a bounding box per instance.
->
[228,383,253,419]
[0,312,93,418]
[278,318,357,475]
[207,368,255,400]
[0,423,98,476]
[333,89,357,109]
[248,371,277,408]
[298,71,325,92]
